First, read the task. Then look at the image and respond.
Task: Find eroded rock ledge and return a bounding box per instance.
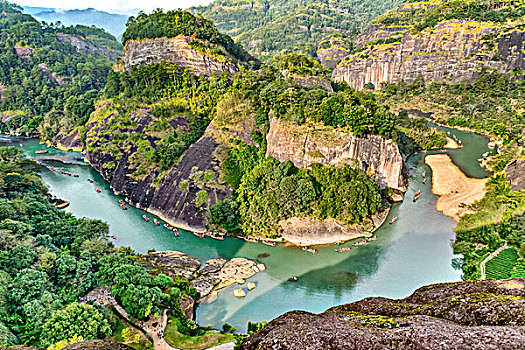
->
[139,251,265,308]
[241,278,525,350]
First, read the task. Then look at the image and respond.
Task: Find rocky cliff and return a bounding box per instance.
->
[241,278,525,349]
[56,33,121,60]
[332,3,525,89]
[84,101,231,232]
[124,36,241,77]
[266,118,408,193]
[505,159,525,191]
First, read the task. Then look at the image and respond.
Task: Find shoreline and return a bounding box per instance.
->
[425,154,488,221]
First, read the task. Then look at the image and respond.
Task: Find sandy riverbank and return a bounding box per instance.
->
[444,136,460,149]
[425,154,487,221]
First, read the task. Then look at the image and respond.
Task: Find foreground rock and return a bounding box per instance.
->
[140,251,264,305]
[241,279,525,349]
[425,154,487,221]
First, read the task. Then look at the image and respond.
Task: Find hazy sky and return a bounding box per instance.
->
[14,0,214,13]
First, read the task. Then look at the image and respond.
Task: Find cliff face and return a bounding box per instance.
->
[84,102,231,232]
[56,33,121,60]
[505,159,525,191]
[124,36,240,77]
[241,278,525,350]
[266,118,408,192]
[333,17,525,89]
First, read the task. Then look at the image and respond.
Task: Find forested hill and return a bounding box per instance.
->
[0,1,121,139]
[193,0,403,61]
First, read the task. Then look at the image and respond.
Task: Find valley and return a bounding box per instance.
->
[0,0,524,348]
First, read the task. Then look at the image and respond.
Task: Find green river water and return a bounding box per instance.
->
[0,126,495,331]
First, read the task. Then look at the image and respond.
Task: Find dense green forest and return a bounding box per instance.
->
[194,0,403,60]
[0,147,199,348]
[0,1,120,138]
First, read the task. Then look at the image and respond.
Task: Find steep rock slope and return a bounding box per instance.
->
[332,1,525,89]
[85,102,231,232]
[266,118,408,192]
[242,278,525,349]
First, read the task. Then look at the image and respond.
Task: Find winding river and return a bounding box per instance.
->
[0,127,494,332]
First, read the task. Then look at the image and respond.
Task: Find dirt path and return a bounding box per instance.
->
[425,154,487,220]
[480,244,508,280]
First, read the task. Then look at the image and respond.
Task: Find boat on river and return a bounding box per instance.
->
[194,232,205,239]
[353,240,368,247]
[173,230,179,237]
[95,189,101,193]
[302,247,318,254]
[244,237,259,243]
[142,215,149,222]
[288,276,298,282]
[35,149,48,154]
[413,195,420,202]
[212,235,225,241]
[415,190,421,196]
[389,217,398,224]
[335,247,351,253]
[262,241,276,247]
[423,177,427,184]
[154,219,159,226]
[88,179,93,183]
[121,204,127,210]
[73,174,79,178]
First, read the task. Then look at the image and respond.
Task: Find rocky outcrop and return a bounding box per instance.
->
[241,278,525,349]
[266,118,408,192]
[505,159,525,191]
[54,128,83,151]
[279,208,389,246]
[14,44,33,62]
[316,35,351,69]
[56,33,121,60]
[37,63,64,85]
[333,17,525,90]
[124,36,240,77]
[139,251,265,304]
[291,75,333,92]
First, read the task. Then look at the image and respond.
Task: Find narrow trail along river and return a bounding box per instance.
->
[0,126,495,332]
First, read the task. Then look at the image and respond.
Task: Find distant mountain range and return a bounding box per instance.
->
[23,6,131,39]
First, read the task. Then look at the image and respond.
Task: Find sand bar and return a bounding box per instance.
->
[444,136,460,149]
[425,154,487,221]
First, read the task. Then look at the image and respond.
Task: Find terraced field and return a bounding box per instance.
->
[485,248,519,280]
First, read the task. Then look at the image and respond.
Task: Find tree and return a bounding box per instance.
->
[40,303,111,347]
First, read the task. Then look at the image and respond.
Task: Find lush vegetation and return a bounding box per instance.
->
[194,0,403,60]
[453,174,525,280]
[380,68,525,141]
[0,147,196,348]
[377,0,525,31]
[277,53,331,79]
[122,9,257,66]
[0,1,119,138]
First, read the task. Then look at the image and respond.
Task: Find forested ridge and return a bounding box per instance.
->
[0,1,120,139]
[194,0,403,60]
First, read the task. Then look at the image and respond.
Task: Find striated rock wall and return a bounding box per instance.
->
[266,118,408,192]
[333,19,525,90]
[241,278,525,350]
[124,36,239,77]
